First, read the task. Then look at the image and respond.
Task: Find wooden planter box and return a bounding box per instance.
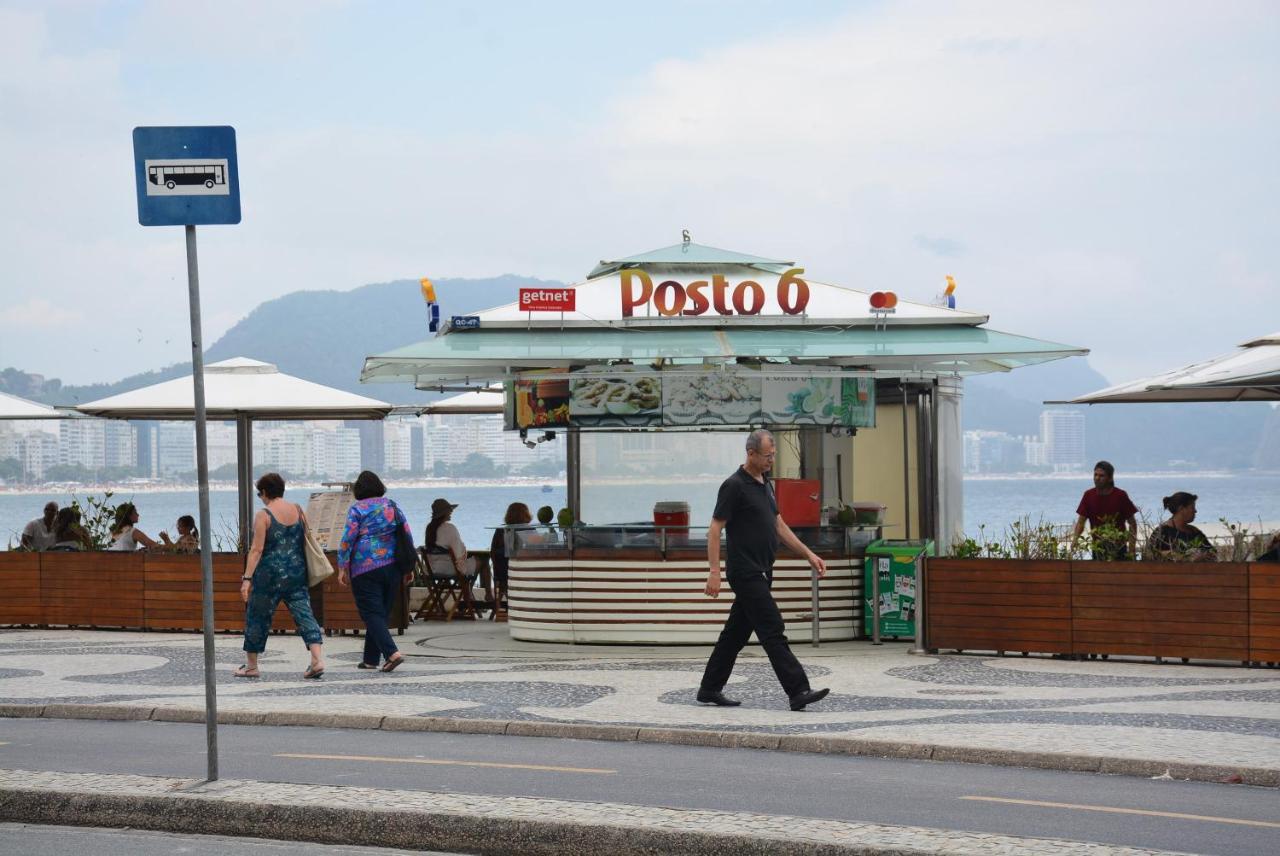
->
[1073,561,1247,662]
[0,550,335,635]
[926,559,1072,655]
[926,557,1271,664]
[1252,563,1280,663]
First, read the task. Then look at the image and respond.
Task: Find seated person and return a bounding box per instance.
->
[425,497,475,577]
[1258,532,1280,563]
[108,502,160,552]
[489,502,537,599]
[160,515,200,553]
[22,502,59,551]
[48,507,92,551]
[1146,492,1217,562]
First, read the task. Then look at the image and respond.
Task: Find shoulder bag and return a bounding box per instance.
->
[298,504,335,587]
[391,501,419,578]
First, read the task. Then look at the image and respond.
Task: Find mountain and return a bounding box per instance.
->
[4,277,1275,470]
[4,275,563,405]
[966,356,1276,470]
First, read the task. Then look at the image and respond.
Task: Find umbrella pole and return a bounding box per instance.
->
[184,224,219,782]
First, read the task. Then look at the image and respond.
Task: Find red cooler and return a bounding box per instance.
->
[653,501,691,544]
[773,479,821,527]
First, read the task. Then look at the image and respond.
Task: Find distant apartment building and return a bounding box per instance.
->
[255,423,312,477]
[155,422,196,478]
[350,421,385,473]
[311,425,361,479]
[103,421,137,470]
[0,428,20,466]
[384,421,416,473]
[59,418,105,471]
[962,430,1029,474]
[20,432,58,481]
[206,422,239,472]
[1040,409,1086,472]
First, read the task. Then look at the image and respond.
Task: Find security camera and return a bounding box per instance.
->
[542,431,556,442]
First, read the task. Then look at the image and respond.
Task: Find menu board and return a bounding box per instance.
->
[512,374,571,429]
[304,489,355,550]
[761,376,875,427]
[570,375,661,427]
[663,370,761,426]
[505,370,874,429]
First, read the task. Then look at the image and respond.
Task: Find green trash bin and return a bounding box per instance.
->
[863,539,934,639]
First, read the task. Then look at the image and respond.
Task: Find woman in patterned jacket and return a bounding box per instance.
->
[338,470,415,672]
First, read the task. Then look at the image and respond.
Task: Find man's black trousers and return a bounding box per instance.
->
[700,570,809,698]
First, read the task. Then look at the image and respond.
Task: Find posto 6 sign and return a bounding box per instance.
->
[621,268,810,318]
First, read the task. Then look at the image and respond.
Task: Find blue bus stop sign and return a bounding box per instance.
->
[133,126,241,226]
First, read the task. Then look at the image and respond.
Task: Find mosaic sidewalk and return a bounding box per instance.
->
[1,624,1277,780]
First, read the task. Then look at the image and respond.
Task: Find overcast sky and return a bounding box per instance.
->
[1,0,1276,387]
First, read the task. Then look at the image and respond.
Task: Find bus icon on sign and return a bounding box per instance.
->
[144,159,231,196]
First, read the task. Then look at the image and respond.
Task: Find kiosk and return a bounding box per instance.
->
[361,241,1086,644]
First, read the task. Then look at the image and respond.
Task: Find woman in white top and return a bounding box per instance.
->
[108,502,160,552]
[426,497,473,574]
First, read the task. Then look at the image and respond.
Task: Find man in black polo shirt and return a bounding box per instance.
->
[698,429,830,711]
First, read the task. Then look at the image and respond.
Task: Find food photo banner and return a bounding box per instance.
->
[507,371,875,430]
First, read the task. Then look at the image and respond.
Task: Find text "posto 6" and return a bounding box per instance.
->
[621,268,810,318]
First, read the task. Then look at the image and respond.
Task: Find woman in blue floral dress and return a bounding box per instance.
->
[235,472,325,679]
[338,470,415,672]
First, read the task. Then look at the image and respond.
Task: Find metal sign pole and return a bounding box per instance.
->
[185,224,219,781]
[810,567,820,648]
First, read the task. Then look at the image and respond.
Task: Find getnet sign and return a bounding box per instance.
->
[620,268,810,318]
[519,287,576,312]
[133,126,241,226]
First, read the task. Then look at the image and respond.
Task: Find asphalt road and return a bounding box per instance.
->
[0,822,461,855]
[2,719,1278,855]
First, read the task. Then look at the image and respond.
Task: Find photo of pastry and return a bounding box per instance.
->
[661,371,762,425]
[570,375,662,426]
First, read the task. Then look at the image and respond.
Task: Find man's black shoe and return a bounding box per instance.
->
[696,689,742,707]
[789,687,830,711]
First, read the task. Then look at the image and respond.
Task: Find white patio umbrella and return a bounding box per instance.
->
[420,387,504,414]
[1058,332,1280,404]
[78,357,393,548]
[0,391,64,420]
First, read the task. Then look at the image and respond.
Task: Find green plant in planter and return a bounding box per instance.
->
[1004,516,1067,560]
[536,505,554,526]
[835,505,856,527]
[556,507,575,528]
[1084,521,1128,561]
[69,491,125,550]
[951,537,981,559]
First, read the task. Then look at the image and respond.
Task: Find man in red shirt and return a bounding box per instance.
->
[1070,460,1139,560]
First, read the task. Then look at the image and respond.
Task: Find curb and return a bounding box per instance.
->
[0,768,1191,856]
[2,703,1276,788]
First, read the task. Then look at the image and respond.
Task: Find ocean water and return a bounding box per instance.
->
[3,473,1276,550]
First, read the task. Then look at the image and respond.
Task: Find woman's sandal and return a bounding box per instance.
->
[303,664,325,680]
[380,655,404,673]
[233,665,259,679]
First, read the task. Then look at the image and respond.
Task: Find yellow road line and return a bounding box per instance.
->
[275,752,615,775]
[960,796,1280,829]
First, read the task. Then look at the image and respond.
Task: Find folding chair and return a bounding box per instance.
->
[414,547,479,622]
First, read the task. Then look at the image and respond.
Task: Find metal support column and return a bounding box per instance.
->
[566,430,581,523]
[236,414,253,554]
[184,225,219,782]
[900,382,911,541]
